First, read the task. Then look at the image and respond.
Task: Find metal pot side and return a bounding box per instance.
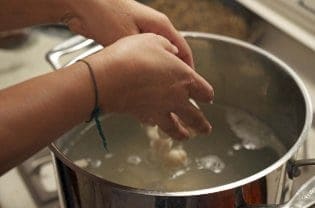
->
[49,32,313,208]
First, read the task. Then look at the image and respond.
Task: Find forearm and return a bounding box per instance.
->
[0,62,94,174]
[0,0,70,31]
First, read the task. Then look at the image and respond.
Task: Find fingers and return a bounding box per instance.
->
[154,103,211,140]
[137,10,194,68]
[156,21,194,68]
[166,55,214,103]
[164,29,195,69]
[155,34,179,55]
[188,71,214,103]
[155,113,190,140]
[175,102,212,135]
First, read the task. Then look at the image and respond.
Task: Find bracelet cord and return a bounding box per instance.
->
[77,59,108,151]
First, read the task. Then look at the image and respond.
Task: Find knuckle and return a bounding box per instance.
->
[130,28,139,35]
[183,76,195,90]
[146,33,163,42]
[144,32,156,38]
[155,34,165,42]
[157,13,171,25]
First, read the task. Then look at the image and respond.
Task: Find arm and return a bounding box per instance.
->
[0,62,94,173]
[0,0,68,31]
[0,0,194,67]
[0,34,213,175]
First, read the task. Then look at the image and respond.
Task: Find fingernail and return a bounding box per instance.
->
[209,91,214,104]
[208,124,212,133]
[202,123,212,134]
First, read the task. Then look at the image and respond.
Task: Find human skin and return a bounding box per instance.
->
[0,1,213,174]
[0,0,193,67]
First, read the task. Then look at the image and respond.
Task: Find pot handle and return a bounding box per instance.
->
[46,32,196,70]
[245,176,315,208]
[287,159,315,179]
[46,32,194,70]
[46,35,95,69]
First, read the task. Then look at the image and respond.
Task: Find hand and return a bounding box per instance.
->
[85,33,214,140]
[65,0,194,68]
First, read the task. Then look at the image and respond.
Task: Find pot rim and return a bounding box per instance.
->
[49,31,313,197]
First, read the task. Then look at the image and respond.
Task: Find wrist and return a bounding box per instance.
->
[84,49,119,114]
[63,61,96,121]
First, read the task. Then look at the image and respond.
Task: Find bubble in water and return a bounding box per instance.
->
[127,155,142,165]
[74,158,91,168]
[227,150,234,156]
[226,108,268,150]
[165,148,188,167]
[170,170,186,179]
[243,141,257,150]
[233,143,243,151]
[104,153,114,159]
[118,167,125,173]
[196,155,225,174]
[91,159,102,168]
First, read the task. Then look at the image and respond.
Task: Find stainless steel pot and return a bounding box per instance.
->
[47,32,315,208]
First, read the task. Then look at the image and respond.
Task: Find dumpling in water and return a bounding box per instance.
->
[164,147,188,167]
[146,125,188,168]
[150,136,173,155]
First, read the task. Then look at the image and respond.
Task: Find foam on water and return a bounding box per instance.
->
[226,107,286,154]
[127,155,142,165]
[196,155,225,173]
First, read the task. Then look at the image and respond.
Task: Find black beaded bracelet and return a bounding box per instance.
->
[77,59,108,151]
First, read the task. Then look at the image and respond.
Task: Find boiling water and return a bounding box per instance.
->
[64,104,286,192]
